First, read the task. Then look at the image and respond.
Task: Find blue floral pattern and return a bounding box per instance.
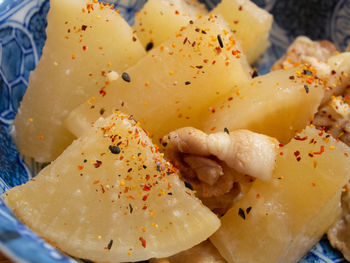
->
[1,0,350,262]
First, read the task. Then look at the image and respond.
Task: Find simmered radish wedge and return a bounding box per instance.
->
[201,66,324,143]
[14,0,145,162]
[4,112,220,262]
[133,0,206,50]
[212,0,272,63]
[151,240,226,263]
[66,15,251,142]
[210,126,350,263]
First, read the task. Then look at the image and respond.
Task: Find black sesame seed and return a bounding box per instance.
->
[303,69,312,75]
[224,127,229,134]
[304,85,309,93]
[162,142,168,147]
[109,145,121,154]
[238,208,246,220]
[246,206,252,214]
[217,34,223,48]
[184,181,193,190]
[129,204,133,214]
[107,239,113,250]
[185,81,191,85]
[145,42,154,51]
[122,72,131,82]
[251,69,259,78]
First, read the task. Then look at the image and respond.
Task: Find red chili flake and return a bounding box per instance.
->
[212,60,216,65]
[94,160,102,168]
[142,194,149,201]
[295,136,308,141]
[77,165,84,170]
[132,36,137,42]
[81,25,87,31]
[101,184,105,193]
[99,88,106,97]
[228,97,233,101]
[294,151,300,157]
[313,145,324,155]
[215,47,222,54]
[93,180,100,185]
[195,28,200,32]
[174,10,179,15]
[279,143,284,147]
[82,46,87,51]
[203,59,208,63]
[142,206,147,210]
[312,183,316,187]
[139,237,146,248]
[289,76,295,80]
[143,184,152,191]
[238,5,243,11]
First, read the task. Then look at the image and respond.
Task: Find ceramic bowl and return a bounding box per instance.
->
[0,0,349,262]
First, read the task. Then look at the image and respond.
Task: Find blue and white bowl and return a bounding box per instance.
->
[0,0,350,262]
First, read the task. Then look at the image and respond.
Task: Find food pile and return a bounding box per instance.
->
[5,0,350,262]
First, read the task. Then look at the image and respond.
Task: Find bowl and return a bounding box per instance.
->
[0,0,349,262]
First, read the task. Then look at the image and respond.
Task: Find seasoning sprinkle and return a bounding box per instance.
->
[224,127,229,134]
[246,206,252,214]
[184,181,193,190]
[122,72,131,82]
[251,69,258,78]
[217,34,223,48]
[109,145,121,154]
[107,239,113,250]
[304,85,309,93]
[238,208,246,220]
[145,42,154,51]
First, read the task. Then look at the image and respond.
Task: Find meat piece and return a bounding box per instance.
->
[183,155,223,185]
[162,127,277,202]
[200,163,237,198]
[271,36,336,74]
[314,95,350,146]
[207,130,279,181]
[163,127,278,182]
[164,127,210,155]
[328,183,350,261]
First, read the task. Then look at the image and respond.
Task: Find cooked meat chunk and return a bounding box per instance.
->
[183,155,223,186]
[162,127,278,200]
[271,36,336,74]
[328,183,350,261]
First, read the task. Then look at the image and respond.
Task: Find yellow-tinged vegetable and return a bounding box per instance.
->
[133,0,206,49]
[14,0,145,162]
[210,126,350,263]
[66,15,251,142]
[4,112,220,263]
[212,0,273,63]
[201,67,325,143]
